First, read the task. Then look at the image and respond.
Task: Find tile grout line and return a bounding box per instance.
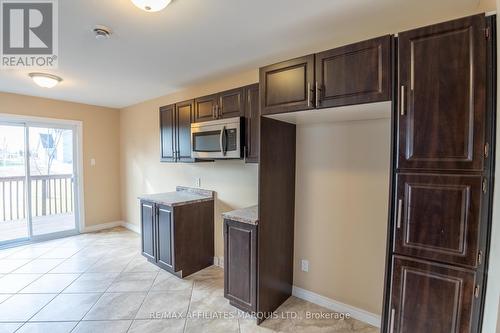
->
[11,242,93,332]
[70,251,138,332]
[182,279,196,333]
[125,268,161,332]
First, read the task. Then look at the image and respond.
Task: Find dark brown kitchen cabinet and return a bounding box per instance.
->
[175,100,195,162]
[390,256,478,333]
[140,198,214,277]
[397,14,487,171]
[260,54,315,115]
[194,94,218,123]
[160,100,199,163]
[224,219,257,312]
[244,84,260,163]
[156,205,173,270]
[218,87,245,119]
[160,104,176,162]
[382,14,494,333]
[140,201,155,260]
[259,37,392,116]
[194,88,245,123]
[315,35,391,108]
[394,173,483,267]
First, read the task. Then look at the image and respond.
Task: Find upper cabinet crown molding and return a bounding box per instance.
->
[259,35,392,115]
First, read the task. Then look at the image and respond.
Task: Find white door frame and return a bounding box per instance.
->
[0,113,85,245]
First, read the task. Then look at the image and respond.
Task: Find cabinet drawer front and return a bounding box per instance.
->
[397,15,486,171]
[390,256,477,333]
[260,54,315,115]
[394,174,482,267]
[194,95,217,122]
[316,35,391,108]
[224,220,257,311]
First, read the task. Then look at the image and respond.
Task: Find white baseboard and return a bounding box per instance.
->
[121,222,141,234]
[292,286,381,328]
[213,256,224,268]
[81,221,124,233]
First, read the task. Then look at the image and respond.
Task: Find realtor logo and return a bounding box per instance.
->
[1,0,58,68]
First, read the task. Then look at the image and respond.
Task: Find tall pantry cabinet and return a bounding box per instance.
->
[383,14,496,333]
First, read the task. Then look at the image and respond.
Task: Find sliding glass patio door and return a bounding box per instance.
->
[0,121,80,246]
[0,123,29,243]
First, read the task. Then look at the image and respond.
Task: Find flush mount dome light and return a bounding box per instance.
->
[131,0,171,12]
[29,73,62,88]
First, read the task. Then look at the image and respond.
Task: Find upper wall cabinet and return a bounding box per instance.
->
[160,104,176,162]
[316,36,391,108]
[259,36,392,115]
[160,100,197,163]
[194,88,245,123]
[244,84,260,163]
[260,55,315,115]
[397,15,487,171]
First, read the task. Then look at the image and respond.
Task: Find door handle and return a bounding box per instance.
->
[400,85,406,116]
[315,82,320,107]
[307,82,311,107]
[397,199,403,229]
[389,308,396,333]
[220,126,227,156]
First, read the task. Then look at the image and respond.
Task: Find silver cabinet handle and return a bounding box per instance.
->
[315,81,320,107]
[307,82,311,107]
[389,308,396,333]
[397,199,403,229]
[400,85,405,116]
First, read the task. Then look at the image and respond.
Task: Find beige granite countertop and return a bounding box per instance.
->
[222,205,259,225]
[138,186,214,207]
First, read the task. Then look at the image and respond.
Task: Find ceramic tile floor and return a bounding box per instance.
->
[0,227,379,333]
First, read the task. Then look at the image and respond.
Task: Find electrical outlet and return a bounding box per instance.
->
[195,177,201,187]
[301,259,309,272]
[90,158,96,167]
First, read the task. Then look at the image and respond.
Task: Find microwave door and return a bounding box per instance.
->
[192,129,223,158]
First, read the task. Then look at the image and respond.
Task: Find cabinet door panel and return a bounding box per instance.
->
[219,88,245,119]
[224,220,257,311]
[160,105,176,162]
[176,100,194,162]
[244,84,260,163]
[140,202,155,260]
[398,15,486,171]
[394,174,482,267]
[316,35,391,108]
[194,95,217,123]
[260,55,315,115]
[390,256,477,333]
[156,205,174,270]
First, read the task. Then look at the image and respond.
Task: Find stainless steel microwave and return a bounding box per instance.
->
[191,117,243,159]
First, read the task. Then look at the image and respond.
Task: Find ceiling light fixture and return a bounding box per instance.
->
[29,73,63,88]
[131,0,172,12]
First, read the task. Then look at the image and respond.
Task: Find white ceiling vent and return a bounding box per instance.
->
[93,25,112,40]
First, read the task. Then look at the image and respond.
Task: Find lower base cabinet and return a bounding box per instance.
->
[140,200,214,277]
[390,256,478,333]
[224,219,257,312]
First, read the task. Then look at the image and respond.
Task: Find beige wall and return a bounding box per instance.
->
[294,119,391,315]
[0,92,121,227]
[119,70,259,258]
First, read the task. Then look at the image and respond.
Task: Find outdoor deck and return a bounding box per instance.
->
[0,213,75,242]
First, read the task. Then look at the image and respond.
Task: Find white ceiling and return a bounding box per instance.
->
[0,0,493,108]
